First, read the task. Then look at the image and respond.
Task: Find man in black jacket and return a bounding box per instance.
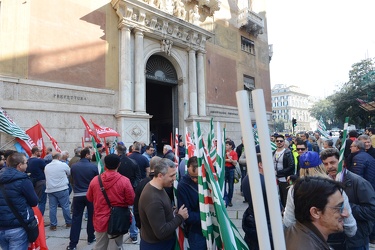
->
[358,134,375,159]
[272,134,294,207]
[321,148,375,249]
[116,144,141,244]
[67,147,98,250]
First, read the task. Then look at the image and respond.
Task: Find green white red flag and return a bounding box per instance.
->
[194,121,249,250]
[215,122,225,195]
[317,116,331,139]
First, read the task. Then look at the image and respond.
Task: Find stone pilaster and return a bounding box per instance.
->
[197,50,206,116]
[188,49,198,117]
[118,24,133,113]
[134,28,146,113]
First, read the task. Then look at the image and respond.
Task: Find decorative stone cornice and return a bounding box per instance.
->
[237,8,264,37]
[111,0,214,50]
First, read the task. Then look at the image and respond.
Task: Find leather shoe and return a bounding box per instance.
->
[50,225,57,231]
[65,223,71,229]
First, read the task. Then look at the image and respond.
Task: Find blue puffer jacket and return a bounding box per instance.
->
[349,150,375,190]
[0,167,38,230]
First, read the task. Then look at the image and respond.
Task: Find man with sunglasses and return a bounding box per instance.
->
[321,148,375,250]
[272,135,295,207]
[177,156,206,249]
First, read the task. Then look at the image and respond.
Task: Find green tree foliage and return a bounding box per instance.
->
[309,98,340,128]
[330,58,375,127]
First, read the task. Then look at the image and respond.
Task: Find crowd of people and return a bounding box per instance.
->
[1,127,375,249]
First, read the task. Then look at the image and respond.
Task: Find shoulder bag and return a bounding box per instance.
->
[0,184,39,243]
[98,174,131,238]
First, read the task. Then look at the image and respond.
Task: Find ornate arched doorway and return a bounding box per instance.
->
[146,55,178,155]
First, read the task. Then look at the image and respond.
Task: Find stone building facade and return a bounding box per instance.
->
[0,0,272,153]
[271,84,316,133]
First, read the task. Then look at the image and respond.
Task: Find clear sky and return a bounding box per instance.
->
[266,0,375,98]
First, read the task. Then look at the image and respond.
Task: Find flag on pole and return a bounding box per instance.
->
[0,108,29,140]
[338,117,349,178]
[173,127,188,250]
[194,121,249,250]
[16,123,45,157]
[207,118,217,165]
[91,120,120,138]
[317,116,331,139]
[185,128,195,158]
[215,122,225,195]
[80,116,101,143]
[110,137,118,154]
[91,137,104,173]
[37,121,61,153]
[175,128,179,164]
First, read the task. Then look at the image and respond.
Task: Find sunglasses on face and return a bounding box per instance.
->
[276,140,284,143]
[296,148,306,151]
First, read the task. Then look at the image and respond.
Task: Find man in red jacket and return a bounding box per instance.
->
[87,154,135,249]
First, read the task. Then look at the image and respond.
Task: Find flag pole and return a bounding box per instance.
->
[338,117,349,175]
[236,90,273,250]
[251,89,286,250]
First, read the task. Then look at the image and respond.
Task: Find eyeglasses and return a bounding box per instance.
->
[296,148,306,151]
[326,203,345,214]
[276,140,284,143]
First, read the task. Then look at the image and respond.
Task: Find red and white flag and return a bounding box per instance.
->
[37,121,61,153]
[80,116,101,143]
[91,120,120,138]
[16,124,45,157]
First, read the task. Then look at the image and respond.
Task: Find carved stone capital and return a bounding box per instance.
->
[111,0,213,51]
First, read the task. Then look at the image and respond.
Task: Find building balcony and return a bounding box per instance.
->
[237,8,264,36]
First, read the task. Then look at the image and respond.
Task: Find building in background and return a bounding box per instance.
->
[0,0,272,153]
[271,84,317,133]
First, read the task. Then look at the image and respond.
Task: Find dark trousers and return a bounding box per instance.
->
[224,168,235,204]
[68,196,95,248]
[278,181,289,208]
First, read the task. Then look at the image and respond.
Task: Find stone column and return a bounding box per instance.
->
[134,29,146,113]
[197,50,206,116]
[188,49,198,117]
[118,24,132,113]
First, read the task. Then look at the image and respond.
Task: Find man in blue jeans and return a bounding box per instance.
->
[67,147,98,250]
[44,152,72,230]
[224,140,238,207]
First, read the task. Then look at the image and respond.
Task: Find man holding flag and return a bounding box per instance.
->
[138,158,188,249]
[177,156,207,249]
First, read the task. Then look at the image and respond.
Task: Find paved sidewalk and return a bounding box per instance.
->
[44,183,375,249]
[44,183,247,250]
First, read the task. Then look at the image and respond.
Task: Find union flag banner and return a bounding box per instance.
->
[37,121,61,153]
[91,120,120,138]
[0,108,29,140]
[16,124,45,157]
[80,116,101,143]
